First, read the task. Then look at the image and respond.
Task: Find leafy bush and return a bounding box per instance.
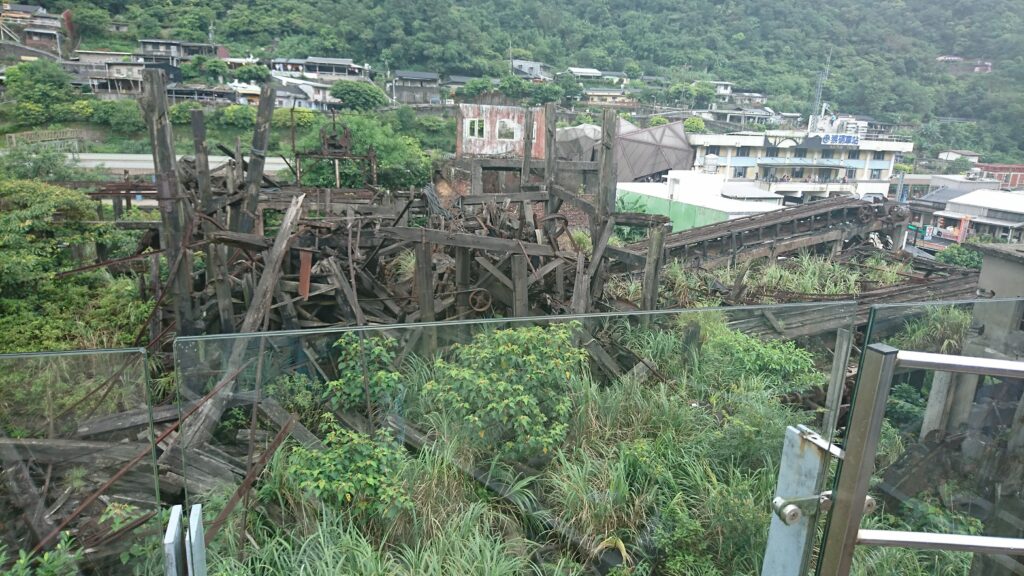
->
[935,243,982,269]
[329,81,389,111]
[0,180,107,296]
[422,323,588,459]
[272,106,318,129]
[169,101,203,125]
[648,115,669,127]
[288,423,410,521]
[215,104,258,128]
[326,333,400,414]
[90,100,144,132]
[683,117,706,133]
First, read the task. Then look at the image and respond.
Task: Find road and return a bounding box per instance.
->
[70,153,291,174]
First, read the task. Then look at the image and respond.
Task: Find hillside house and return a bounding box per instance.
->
[567,67,602,80]
[389,70,441,104]
[138,39,221,67]
[582,87,637,107]
[939,149,982,163]
[270,57,369,82]
[511,59,552,82]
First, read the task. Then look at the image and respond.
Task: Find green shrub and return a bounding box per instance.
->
[935,243,982,269]
[169,101,202,125]
[326,333,400,414]
[422,323,588,459]
[287,423,410,522]
[272,107,318,129]
[91,100,144,132]
[216,104,257,128]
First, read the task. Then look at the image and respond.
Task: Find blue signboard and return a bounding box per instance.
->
[821,134,860,146]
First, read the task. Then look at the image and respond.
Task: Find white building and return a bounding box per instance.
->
[938,150,982,163]
[686,129,915,204]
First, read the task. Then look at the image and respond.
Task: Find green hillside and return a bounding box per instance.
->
[42,0,1024,159]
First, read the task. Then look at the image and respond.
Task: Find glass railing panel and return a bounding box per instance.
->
[172,302,857,575]
[839,298,1024,575]
[0,348,161,573]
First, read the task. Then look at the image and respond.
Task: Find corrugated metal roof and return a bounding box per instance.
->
[395,70,439,80]
[306,56,356,66]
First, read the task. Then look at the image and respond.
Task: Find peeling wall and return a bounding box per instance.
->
[455,103,546,159]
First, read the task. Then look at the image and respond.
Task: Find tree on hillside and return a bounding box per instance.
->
[70,3,112,39]
[181,56,230,84]
[624,61,644,80]
[944,157,974,175]
[498,75,530,100]
[5,60,75,107]
[688,82,716,109]
[683,116,706,133]
[555,73,583,102]
[528,82,563,105]
[457,78,494,100]
[330,81,389,111]
[234,64,271,84]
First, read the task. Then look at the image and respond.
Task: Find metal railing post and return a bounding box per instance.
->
[818,343,898,576]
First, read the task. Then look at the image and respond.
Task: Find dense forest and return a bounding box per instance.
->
[41,0,1024,160]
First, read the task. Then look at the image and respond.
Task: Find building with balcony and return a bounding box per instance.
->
[137,39,220,67]
[687,130,915,204]
[270,57,369,82]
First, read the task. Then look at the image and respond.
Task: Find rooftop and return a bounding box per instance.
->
[943,149,983,156]
[915,186,968,205]
[395,70,439,80]
[948,189,1024,214]
[568,67,602,76]
[306,56,358,67]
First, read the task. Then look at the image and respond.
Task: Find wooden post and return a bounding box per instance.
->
[191,109,212,209]
[240,82,275,234]
[596,108,618,231]
[455,247,471,318]
[471,162,483,195]
[544,102,557,195]
[520,108,534,188]
[512,254,529,317]
[641,223,669,324]
[415,241,436,354]
[140,68,196,336]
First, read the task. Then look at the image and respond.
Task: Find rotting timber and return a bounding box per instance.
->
[3,72,982,568]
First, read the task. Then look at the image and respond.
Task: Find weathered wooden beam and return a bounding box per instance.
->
[596,108,618,228]
[586,217,617,278]
[549,184,597,218]
[240,83,275,234]
[455,247,471,319]
[512,254,529,317]
[528,257,565,286]
[177,194,305,450]
[458,192,550,205]
[0,431,65,552]
[191,109,212,210]
[379,227,563,257]
[521,108,534,187]
[140,68,196,336]
[475,256,513,290]
[641,223,669,317]
[569,253,590,315]
[76,405,181,438]
[209,230,271,251]
[415,241,436,354]
[326,258,366,326]
[0,437,149,466]
[544,101,558,213]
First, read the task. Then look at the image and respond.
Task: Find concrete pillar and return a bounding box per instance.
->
[919,370,955,441]
[947,372,980,433]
